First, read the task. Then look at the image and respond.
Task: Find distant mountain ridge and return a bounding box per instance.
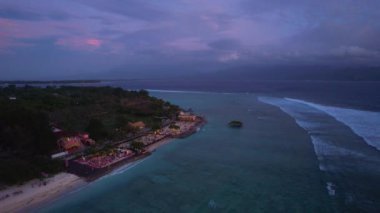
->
[200,65,380,82]
[3,65,379,82]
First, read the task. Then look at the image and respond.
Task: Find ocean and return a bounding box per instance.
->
[36,81,380,212]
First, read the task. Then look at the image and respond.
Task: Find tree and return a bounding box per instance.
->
[86,118,108,140]
[169,124,180,130]
[130,141,144,152]
[0,106,55,155]
[138,89,149,97]
[115,115,128,128]
[151,122,161,131]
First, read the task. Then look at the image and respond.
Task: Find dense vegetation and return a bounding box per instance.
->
[0,85,180,186]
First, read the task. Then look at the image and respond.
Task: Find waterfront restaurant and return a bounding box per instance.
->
[178,111,197,121]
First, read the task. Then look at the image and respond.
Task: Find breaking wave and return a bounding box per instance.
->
[258,97,365,163]
[285,98,380,151]
[258,96,380,200]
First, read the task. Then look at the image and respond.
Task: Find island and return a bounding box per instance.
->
[0,85,205,212]
[228,120,243,128]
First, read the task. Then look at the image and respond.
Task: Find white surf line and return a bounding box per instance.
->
[147,89,234,95]
[92,158,148,183]
[257,96,352,197]
[286,98,380,151]
[257,97,327,163]
[111,158,147,176]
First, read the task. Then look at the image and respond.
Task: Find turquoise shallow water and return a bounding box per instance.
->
[38,91,379,212]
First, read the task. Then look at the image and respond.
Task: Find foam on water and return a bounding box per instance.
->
[110,159,146,176]
[258,97,338,163]
[147,89,233,95]
[286,98,380,151]
[326,182,336,196]
[94,159,147,182]
[310,136,366,159]
[259,97,376,160]
[258,96,374,198]
[67,184,87,195]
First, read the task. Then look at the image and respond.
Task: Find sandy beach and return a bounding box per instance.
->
[0,139,179,212]
[145,137,172,152]
[0,173,86,213]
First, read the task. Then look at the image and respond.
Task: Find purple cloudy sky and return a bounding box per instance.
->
[1,0,380,80]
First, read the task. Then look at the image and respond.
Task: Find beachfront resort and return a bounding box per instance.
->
[0,86,205,212]
[51,110,204,176]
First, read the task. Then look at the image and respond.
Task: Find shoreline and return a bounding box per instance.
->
[84,116,206,181]
[0,173,86,213]
[0,117,206,212]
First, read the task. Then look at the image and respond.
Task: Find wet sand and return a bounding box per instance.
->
[0,173,86,213]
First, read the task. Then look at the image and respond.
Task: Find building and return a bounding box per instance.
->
[178,111,197,122]
[128,121,146,129]
[57,136,82,152]
[76,132,90,140]
[55,131,95,152]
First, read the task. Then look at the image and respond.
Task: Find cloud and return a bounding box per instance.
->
[165,37,210,51]
[1,0,380,79]
[331,46,380,58]
[0,7,43,21]
[85,38,102,47]
[76,0,167,21]
[219,51,240,62]
[0,6,70,21]
[47,11,70,21]
[209,39,241,50]
[55,37,103,51]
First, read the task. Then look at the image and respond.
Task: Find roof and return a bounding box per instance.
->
[53,131,89,139]
[59,137,82,150]
[129,121,146,128]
